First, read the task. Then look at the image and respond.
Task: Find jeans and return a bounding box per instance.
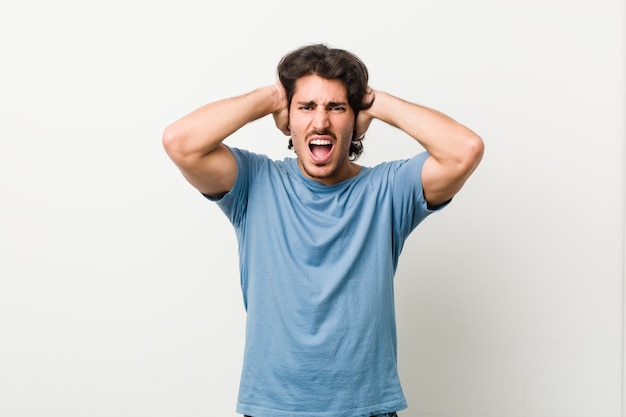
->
[243,413,398,417]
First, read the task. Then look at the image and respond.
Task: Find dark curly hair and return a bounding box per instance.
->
[277,44,372,161]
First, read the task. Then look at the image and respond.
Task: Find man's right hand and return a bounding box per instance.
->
[272,82,290,136]
[163,84,288,198]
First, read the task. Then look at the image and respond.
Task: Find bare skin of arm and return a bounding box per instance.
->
[162,84,289,198]
[164,83,482,205]
[356,90,484,206]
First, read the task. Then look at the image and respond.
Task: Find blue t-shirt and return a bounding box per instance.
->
[210,147,445,417]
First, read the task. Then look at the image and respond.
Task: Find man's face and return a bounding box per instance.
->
[289,74,358,185]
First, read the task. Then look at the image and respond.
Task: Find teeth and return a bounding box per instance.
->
[310,139,331,145]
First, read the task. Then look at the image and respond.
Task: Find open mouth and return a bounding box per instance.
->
[309,138,334,161]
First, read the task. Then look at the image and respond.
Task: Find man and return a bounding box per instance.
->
[163,44,483,417]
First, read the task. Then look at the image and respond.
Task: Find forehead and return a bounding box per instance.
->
[293,74,348,102]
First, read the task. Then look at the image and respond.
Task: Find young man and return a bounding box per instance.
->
[163,44,483,417]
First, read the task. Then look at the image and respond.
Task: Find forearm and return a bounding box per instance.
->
[362,90,483,205]
[162,84,283,162]
[368,91,482,168]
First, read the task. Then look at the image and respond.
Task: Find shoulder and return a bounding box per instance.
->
[363,152,430,184]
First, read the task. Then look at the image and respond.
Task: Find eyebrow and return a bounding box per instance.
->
[296,100,348,107]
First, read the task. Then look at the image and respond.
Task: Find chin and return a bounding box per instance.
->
[301,161,335,180]
[307,166,333,179]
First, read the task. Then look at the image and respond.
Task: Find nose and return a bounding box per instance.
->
[312,108,330,131]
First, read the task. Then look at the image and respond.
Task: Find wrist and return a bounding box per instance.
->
[242,85,285,120]
[365,89,387,120]
[270,82,288,114]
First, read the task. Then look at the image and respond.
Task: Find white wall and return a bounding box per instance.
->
[0,1,623,416]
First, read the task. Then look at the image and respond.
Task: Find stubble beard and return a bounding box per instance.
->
[296,154,335,181]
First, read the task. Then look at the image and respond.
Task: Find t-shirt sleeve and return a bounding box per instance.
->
[201,146,254,228]
[392,151,451,239]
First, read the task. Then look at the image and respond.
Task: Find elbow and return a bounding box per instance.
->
[470,133,485,164]
[162,123,187,163]
[461,131,484,172]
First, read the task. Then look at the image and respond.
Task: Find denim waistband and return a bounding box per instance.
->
[244,413,397,417]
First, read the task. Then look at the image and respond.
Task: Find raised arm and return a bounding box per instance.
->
[162,84,289,198]
[357,90,484,206]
